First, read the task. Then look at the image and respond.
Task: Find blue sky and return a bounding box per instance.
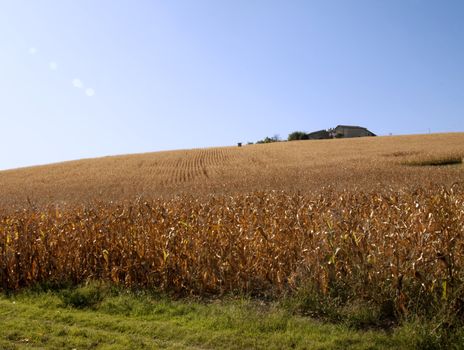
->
[1,1,463,170]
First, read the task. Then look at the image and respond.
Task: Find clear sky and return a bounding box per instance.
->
[1,1,463,170]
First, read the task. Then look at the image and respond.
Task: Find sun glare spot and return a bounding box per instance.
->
[28,47,38,55]
[85,88,95,97]
[49,62,58,71]
[72,79,83,88]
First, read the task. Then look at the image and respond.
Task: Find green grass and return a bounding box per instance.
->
[0,284,455,349]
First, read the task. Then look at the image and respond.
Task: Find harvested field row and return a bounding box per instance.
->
[132,148,236,186]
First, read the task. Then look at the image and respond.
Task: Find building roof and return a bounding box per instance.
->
[335,125,368,130]
[307,129,328,135]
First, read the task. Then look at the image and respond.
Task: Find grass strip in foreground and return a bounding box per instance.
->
[0,287,416,350]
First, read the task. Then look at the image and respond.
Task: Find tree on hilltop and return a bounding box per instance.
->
[256,134,281,144]
[288,131,309,141]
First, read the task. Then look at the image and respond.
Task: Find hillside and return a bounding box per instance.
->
[1,132,464,349]
[0,133,463,208]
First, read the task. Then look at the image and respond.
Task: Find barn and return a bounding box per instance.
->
[306,129,331,140]
[332,125,376,138]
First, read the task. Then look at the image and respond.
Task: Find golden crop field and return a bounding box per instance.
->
[0,133,463,208]
[0,133,464,317]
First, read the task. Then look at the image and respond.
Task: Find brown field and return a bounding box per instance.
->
[1,133,464,318]
[0,133,463,208]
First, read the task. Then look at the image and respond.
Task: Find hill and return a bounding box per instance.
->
[0,133,463,208]
[1,132,464,349]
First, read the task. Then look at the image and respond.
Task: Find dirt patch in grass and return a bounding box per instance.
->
[404,155,463,167]
[383,151,422,158]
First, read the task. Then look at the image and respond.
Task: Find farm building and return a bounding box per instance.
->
[307,129,331,140]
[332,125,376,138]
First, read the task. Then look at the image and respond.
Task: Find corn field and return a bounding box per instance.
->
[1,185,463,314]
[1,133,463,208]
